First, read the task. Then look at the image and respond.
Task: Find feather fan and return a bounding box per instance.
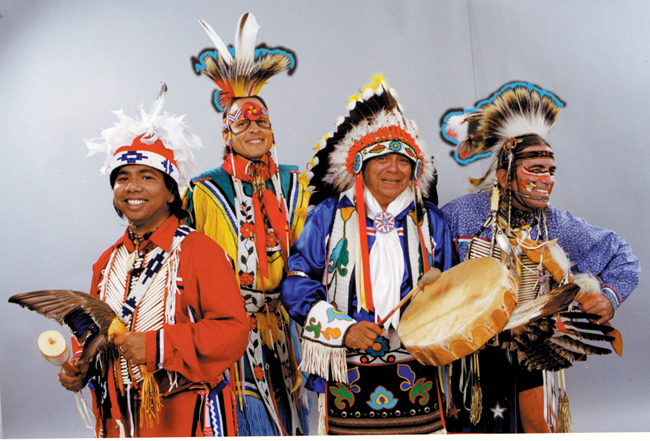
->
[9,290,120,364]
[500,283,613,371]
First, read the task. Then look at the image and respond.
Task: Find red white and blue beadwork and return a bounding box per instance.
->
[374,211,395,233]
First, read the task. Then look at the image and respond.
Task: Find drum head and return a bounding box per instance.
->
[398,257,518,366]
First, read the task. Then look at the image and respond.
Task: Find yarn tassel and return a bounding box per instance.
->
[558,371,573,433]
[139,367,163,428]
[236,396,277,436]
[469,352,482,425]
[318,392,328,435]
[445,364,454,416]
[108,318,162,428]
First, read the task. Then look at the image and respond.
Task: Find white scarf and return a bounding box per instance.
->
[364,186,413,329]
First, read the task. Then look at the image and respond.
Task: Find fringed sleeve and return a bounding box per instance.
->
[299,300,353,384]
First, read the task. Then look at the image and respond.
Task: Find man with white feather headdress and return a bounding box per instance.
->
[282,76,457,435]
[182,13,311,436]
[440,82,640,433]
[55,83,249,437]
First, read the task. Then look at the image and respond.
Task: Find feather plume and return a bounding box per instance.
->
[444,114,470,142]
[441,82,563,191]
[9,290,118,364]
[199,19,233,65]
[198,13,295,110]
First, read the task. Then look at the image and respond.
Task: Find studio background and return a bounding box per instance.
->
[1,1,647,437]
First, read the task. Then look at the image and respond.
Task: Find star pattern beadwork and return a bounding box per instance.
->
[374,212,395,233]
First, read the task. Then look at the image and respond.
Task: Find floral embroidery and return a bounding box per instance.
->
[265,230,279,248]
[241,222,255,239]
[397,364,432,405]
[320,327,342,340]
[330,383,354,410]
[397,364,416,391]
[409,378,432,405]
[239,271,254,287]
[254,364,265,381]
[305,317,322,338]
[347,366,361,393]
[328,238,349,277]
[367,386,398,410]
[249,314,257,331]
[326,307,352,322]
[367,336,389,357]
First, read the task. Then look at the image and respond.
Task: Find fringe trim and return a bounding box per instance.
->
[299,340,348,384]
[256,309,283,349]
[558,395,573,433]
[469,382,482,425]
[139,367,163,428]
[318,393,327,436]
[193,187,238,265]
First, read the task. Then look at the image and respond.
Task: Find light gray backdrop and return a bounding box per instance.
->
[1,0,647,438]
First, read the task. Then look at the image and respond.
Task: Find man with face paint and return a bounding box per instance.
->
[439,83,640,433]
[182,14,310,436]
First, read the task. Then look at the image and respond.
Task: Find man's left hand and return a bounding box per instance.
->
[113,332,147,365]
[579,293,614,324]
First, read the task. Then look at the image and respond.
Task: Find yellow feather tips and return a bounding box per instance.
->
[372,74,386,84]
[298,172,310,188]
[315,135,329,152]
[256,310,284,350]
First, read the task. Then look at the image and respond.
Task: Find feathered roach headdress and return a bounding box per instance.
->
[85,82,202,188]
[441,82,563,193]
[196,13,295,112]
[303,75,437,209]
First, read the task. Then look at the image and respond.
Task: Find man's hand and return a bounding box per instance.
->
[113,332,147,365]
[58,361,89,392]
[579,293,614,324]
[344,322,384,351]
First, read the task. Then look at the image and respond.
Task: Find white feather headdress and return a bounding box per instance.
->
[85,82,202,187]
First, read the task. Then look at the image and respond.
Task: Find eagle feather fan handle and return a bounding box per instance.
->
[8,290,160,427]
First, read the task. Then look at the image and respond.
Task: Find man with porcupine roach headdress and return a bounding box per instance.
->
[282,76,457,435]
[56,83,249,437]
[182,13,310,436]
[439,82,640,433]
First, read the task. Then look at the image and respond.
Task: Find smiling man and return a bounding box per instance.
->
[440,83,640,433]
[61,84,249,437]
[181,13,310,436]
[281,77,456,435]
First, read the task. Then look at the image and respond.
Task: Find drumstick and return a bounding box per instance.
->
[377,268,442,328]
[377,285,421,328]
[38,329,77,376]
